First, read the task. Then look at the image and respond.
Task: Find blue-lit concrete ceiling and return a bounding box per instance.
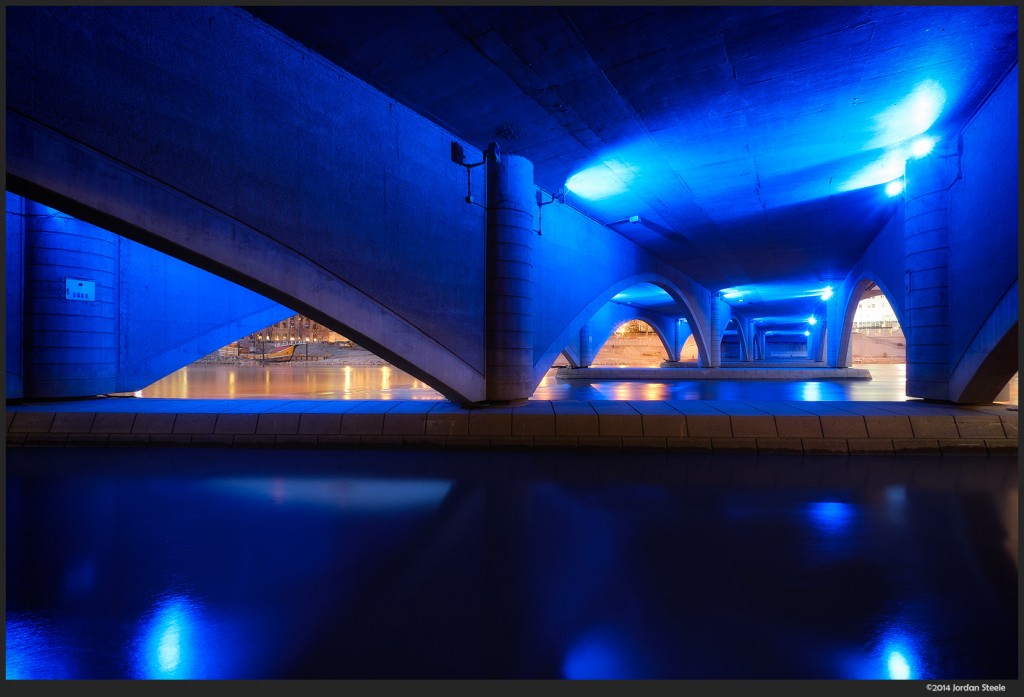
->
[244,6,1017,326]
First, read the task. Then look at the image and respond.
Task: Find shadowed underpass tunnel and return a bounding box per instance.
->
[5,6,1018,407]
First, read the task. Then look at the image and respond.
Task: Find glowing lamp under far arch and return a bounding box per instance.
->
[885,179,904,197]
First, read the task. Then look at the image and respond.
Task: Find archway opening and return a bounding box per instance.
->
[679,334,699,362]
[849,283,905,365]
[592,320,666,367]
[720,318,743,361]
[138,314,444,401]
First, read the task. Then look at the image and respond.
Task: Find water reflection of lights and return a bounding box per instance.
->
[563,627,634,679]
[381,365,391,393]
[343,364,352,394]
[212,477,453,512]
[131,595,211,679]
[800,381,823,401]
[228,371,236,398]
[807,501,855,533]
[643,382,665,399]
[877,628,925,680]
[6,614,73,679]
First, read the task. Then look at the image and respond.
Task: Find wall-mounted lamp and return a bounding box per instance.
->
[534,188,564,236]
[452,141,500,206]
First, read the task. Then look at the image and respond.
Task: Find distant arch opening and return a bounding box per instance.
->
[592,320,671,367]
[720,318,747,362]
[679,334,699,362]
[846,282,905,366]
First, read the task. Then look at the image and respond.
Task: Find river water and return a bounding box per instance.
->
[6,447,1017,680]
[137,363,1018,403]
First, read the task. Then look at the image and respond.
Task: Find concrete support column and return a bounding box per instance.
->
[578,321,596,368]
[23,200,119,398]
[904,151,955,400]
[706,294,723,368]
[825,293,848,367]
[485,153,536,404]
[807,325,824,361]
[671,320,683,362]
[738,317,753,362]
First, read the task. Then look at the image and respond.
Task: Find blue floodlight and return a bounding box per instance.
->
[807,316,817,325]
[804,331,811,337]
[910,136,936,158]
[885,179,904,197]
[565,160,634,200]
[821,286,833,301]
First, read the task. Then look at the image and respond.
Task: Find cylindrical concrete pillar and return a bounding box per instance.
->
[707,294,722,368]
[825,293,846,367]
[485,154,535,403]
[904,151,954,400]
[23,201,119,397]
[578,321,595,368]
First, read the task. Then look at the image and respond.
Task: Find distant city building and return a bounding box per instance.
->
[853,293,900,330]
[244,314,349,344]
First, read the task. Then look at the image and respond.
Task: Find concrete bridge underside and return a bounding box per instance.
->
[5,7,1017,406]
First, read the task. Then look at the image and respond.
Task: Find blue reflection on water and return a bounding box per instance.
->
[209,477,453,513]
[6,448,1016,680]
[878,627,924,680]
[131,595,213,679]
[6,614,73,680]
[562,627,634,680]
[807,501,855,533]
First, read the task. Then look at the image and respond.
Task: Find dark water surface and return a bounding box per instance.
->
[6,448,1017,680]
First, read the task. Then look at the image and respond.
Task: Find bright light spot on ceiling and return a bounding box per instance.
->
[565,160,635,200]
[821,286,834,301]
[804,330,811,336]
[807,316,817,325]
[885,179,904,197]
[841,80,946,192]
[869,80,947,150]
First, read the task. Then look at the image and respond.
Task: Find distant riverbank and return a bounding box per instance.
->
[198,343,391,366]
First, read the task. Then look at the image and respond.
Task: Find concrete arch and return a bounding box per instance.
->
[834,272,908,369]
[721,316,751,362]
[949,280,1018,403]
[532,272,710,388]
[7,126,489,404]
[594,315,674,365]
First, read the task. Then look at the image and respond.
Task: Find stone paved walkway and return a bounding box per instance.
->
[6,397,1018,456]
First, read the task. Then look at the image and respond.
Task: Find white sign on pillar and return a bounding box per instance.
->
[65,278,96,301]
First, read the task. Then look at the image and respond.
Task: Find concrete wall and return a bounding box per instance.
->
[6,6,489,402]
[5,194,292,399]
[946,64,1018,402]
[6,193,25,397]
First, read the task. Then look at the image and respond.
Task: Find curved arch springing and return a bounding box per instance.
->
[720,317,751,362]
[532,272,711,388]
[836,274,907,369]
